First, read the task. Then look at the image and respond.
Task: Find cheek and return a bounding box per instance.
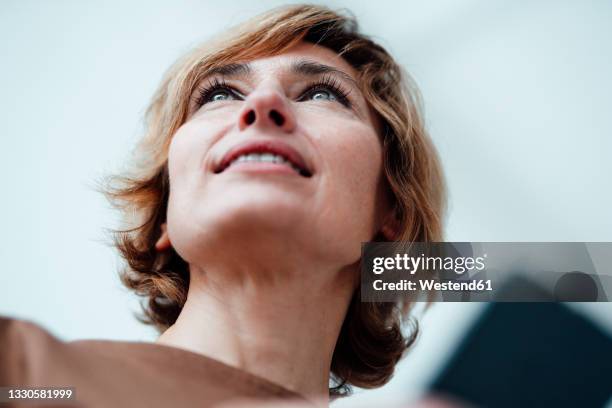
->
[165,119,224,260]
[168,123,207,194]
[167,114,228,192]
[315,121,383,239]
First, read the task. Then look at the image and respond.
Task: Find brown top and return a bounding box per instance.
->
[0,316,310,407]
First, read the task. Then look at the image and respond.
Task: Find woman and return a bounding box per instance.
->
[0,4,446,407]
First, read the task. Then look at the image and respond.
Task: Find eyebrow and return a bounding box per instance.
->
[291,60,359,89]
[204,59,359,89]
[205,63,252,78]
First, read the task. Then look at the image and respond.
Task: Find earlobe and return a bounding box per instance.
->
[380,211,401,241]
[154,223,172,251]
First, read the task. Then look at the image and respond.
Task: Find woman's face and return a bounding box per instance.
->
[165,42,389,270]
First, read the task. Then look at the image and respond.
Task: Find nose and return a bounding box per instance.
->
[237,87,296,133]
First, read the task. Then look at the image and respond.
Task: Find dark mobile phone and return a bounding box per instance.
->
[430,278,612,408]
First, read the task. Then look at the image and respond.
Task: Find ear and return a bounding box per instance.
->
[380,210,401,241]
[154,223,172,251]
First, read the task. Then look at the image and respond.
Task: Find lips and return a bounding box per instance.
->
[214,140,313,177]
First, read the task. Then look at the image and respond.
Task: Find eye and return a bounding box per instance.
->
[309,90,337,102]
[195,78,242,107]
[298,75,351,108]
[209,89,236,102]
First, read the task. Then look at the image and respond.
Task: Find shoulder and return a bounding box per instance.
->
[0,314,55,344]
[0,315,63,385]
[0,316,309,406]
[67,339,308,401]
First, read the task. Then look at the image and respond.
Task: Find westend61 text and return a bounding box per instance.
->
[373,279,493,291]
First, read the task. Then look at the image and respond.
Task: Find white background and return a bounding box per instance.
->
[1,1,611,406]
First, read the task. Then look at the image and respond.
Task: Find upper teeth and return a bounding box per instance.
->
[229,153,300,171]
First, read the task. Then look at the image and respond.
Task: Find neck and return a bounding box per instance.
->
[156,260,357,402]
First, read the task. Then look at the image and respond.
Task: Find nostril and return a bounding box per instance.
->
[244,110,256,125]
[269,110,285,127]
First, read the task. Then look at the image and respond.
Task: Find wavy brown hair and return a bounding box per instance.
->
[104,4,446,397]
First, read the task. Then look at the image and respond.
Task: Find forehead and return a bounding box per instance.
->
[230,42,359,81]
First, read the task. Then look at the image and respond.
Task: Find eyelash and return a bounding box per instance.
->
[300,75,352,107]
[195,78,235,107]
[194,75,352,108]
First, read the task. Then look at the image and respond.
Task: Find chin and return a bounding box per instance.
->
[212,184,307,220]
[168,196,309,263]
[213,203,300,233]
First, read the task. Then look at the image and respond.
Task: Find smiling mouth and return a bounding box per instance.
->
[219,152,312,177]
[214,143,313,178]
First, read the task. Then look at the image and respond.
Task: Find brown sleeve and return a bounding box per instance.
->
[0,316,310,407]
[0,316,29,386]
[0,316,67,387]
